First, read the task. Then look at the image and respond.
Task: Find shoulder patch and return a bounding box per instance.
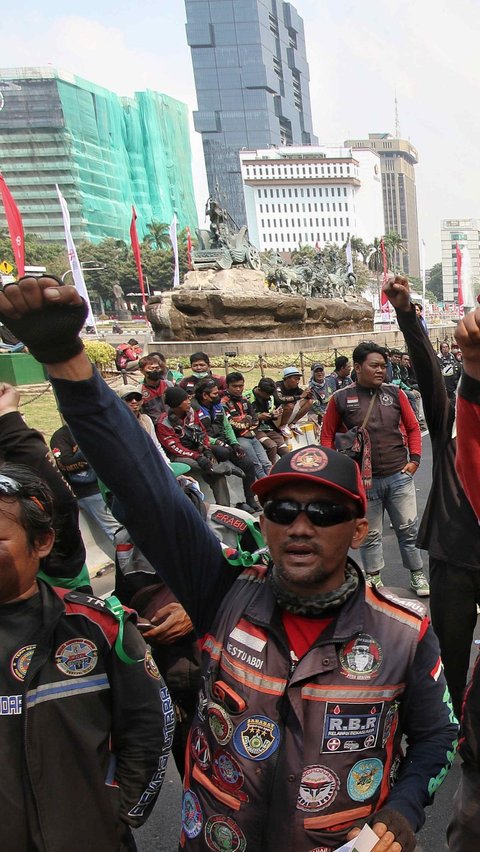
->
[211,509,248,534]
[374,587,426,620]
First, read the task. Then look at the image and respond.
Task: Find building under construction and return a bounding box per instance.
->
[0,67,197,243]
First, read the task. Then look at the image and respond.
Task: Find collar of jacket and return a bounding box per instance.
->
[22,580,66,688]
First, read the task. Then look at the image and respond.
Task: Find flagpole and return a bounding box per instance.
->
[129,206,147,307]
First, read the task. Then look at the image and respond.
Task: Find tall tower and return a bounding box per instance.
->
[344,133,420,278]
[185,0,317,227]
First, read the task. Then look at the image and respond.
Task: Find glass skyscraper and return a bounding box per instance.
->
[186,0,317,227]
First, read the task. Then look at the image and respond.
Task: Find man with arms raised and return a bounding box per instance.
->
[0,276,457,852]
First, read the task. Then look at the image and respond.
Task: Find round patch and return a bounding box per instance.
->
[11,644,36,682]
[233,715,280,761]
[297,765,340,812]
[347,758,384,801]
[208,703,234,745]
[204,815,246,852]
[326,737,341,751]
[382,704,398,747]
[339,634,383,681]
[212,748,246,797]
[290,447,328,473]
[55,638,98,677]
[190,726,211,770]
[379,393,393,406]
[182,789,203,839]
[144,649,161,680]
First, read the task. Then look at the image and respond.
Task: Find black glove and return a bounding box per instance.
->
[369,808,416,852]
[232,444,245,461]
[197,455,214,474]
[0,277,88,363]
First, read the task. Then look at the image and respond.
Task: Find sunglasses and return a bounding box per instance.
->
[124,394,142,402]
[0,473,45,511]
[263,499,356,527]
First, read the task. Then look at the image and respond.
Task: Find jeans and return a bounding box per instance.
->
[238,436,271,479]
[360,471,424,575]
[77,492,121,542]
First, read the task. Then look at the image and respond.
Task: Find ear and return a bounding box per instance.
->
[36,529,55,559]
[350,518,368,550]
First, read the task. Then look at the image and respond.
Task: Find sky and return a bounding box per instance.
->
[2,0,480,266]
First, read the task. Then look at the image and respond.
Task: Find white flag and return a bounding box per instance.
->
[345,237,353,274]
[461,244,475,309]
[169,214,180,288]
[56,185,96,328]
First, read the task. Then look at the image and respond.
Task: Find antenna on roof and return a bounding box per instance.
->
[394,92,401,139]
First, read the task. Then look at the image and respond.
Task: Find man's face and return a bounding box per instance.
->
[205,386,220,404]
[256,387,272,401]
[390,352,401,365]
[415,305,422,316]
[400,355,410,368]
[440,343,450,355]
[338,362,351,378]
[284,374,301,389]
[124,394,143,416]
[174,398,191,416]
[313,368,325,382]
[259,482,368,596]
[355,353,387,388]
[142,357,163,382]
[191,359,209,374]
[228,379,245,396]
[0,499,54,604]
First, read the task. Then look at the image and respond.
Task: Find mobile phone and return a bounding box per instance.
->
[136,621,153,633]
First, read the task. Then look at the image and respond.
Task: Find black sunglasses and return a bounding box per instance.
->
[263,499,356,527]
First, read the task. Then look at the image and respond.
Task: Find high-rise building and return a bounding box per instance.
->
[344,133,420,278]
[441,218,480,303]
[240,145,384,252]
[185,0,318,227]
[0,67,197,243]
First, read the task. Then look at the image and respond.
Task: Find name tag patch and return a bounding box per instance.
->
[322,702,383,753]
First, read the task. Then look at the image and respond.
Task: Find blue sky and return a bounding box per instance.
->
[2,0,480,266]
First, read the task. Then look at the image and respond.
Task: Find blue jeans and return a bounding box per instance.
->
[360,471,424,575]
[77,492,120,542]
[238,436,271,479]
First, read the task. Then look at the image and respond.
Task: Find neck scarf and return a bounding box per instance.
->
[269,562,359,616]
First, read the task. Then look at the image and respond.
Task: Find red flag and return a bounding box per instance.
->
[129,206,146,307]
[456,242,464,317]
[380,239,389,312]
[0,173,25,278]
[186,226,193,269]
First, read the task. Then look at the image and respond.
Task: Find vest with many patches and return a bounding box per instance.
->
[180,564,425,852]
[334,384,409,478]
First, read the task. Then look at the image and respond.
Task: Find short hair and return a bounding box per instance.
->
[194,378,218,401]
[226,371,244,385]
[190,351,210,365]
[335,355,350,371]
[414,302,423,312]
[149,351,166,362]
[390,348,402,357]
[139,354,162,370]
[352,342,387,366]
[0,463,54,551]
[127,338,139,346]
[258,377,276,394]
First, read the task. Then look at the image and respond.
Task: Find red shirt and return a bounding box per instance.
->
[282,611,333,661]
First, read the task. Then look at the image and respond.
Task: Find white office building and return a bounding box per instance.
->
[240,146,384,252]
[441,218,480,303]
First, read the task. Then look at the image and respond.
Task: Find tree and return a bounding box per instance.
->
[291,244,318,263]
[382,231,407,272]
[348,236,369,263]
[143,222,171,250]
[428,263,443,301]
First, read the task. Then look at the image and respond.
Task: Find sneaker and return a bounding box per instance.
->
[410,571,430,597]
[366,573,384,589]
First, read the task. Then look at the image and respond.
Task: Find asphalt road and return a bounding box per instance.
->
[95,432,470,851]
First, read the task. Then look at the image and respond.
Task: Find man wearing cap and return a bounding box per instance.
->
[275,366,314,430]
[0,277,458,852]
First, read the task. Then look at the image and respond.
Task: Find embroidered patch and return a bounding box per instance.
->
[290,447,328,472]
[382,704,398,747]
[339,634,383,680]
[321,702,383,754]
[211,509,248,534]
[212,748,247,799]
[208,703,234,745]
[233,715,280,761]
[228,619,267,653]
[182,789,203,839]
[389,754,402,788]
[55,638,98,677]
[11,644,36,682]
[347,758,384,801]
[297,765,340,812]
[204,815,246,852]
[379,393,393,406]
[190,726,211,770]
[144,649,161,680]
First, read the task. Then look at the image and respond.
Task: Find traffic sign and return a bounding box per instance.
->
[0,260,13,275]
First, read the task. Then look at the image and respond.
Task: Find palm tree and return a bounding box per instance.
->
[382,231,407,273]
[143,221,170,250]
[348,236,369,263]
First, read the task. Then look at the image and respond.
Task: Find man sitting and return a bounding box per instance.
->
[179,351,226,396]
[222,371,271,480]
[139,354,170,424]
[275,366,314,433]
[245,377,289,464]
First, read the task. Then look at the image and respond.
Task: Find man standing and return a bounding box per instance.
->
[0,275,457,852]
[321,341,429,596]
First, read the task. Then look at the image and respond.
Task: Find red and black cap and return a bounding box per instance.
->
[252,446,367,515]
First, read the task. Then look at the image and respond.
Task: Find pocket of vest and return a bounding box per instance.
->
[192,763,242,811]
[304,804,372,830]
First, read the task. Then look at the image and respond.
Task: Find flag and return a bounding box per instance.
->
[56,185,95,328]
[186,225,193,270]
[345,237,353,274]
[129,206,147,307]
[461,244,474,311]
[380,239,390,313]
[0,173,25,278]
[456,242,463,317]
[421,238,426,310]
[169,214,180,288]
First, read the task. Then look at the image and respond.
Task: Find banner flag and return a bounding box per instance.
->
[56,185,95,328]
[456,242,463,317]
[380,239,390,312]
[345,237,353,274]
[129,206,147,306]
[169,214,180,288]
[0,173,25,278]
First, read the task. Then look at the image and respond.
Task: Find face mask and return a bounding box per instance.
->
[146,370,162,381]
[192,371,209,378]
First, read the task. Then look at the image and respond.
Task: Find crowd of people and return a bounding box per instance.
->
[0,272,479,851]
